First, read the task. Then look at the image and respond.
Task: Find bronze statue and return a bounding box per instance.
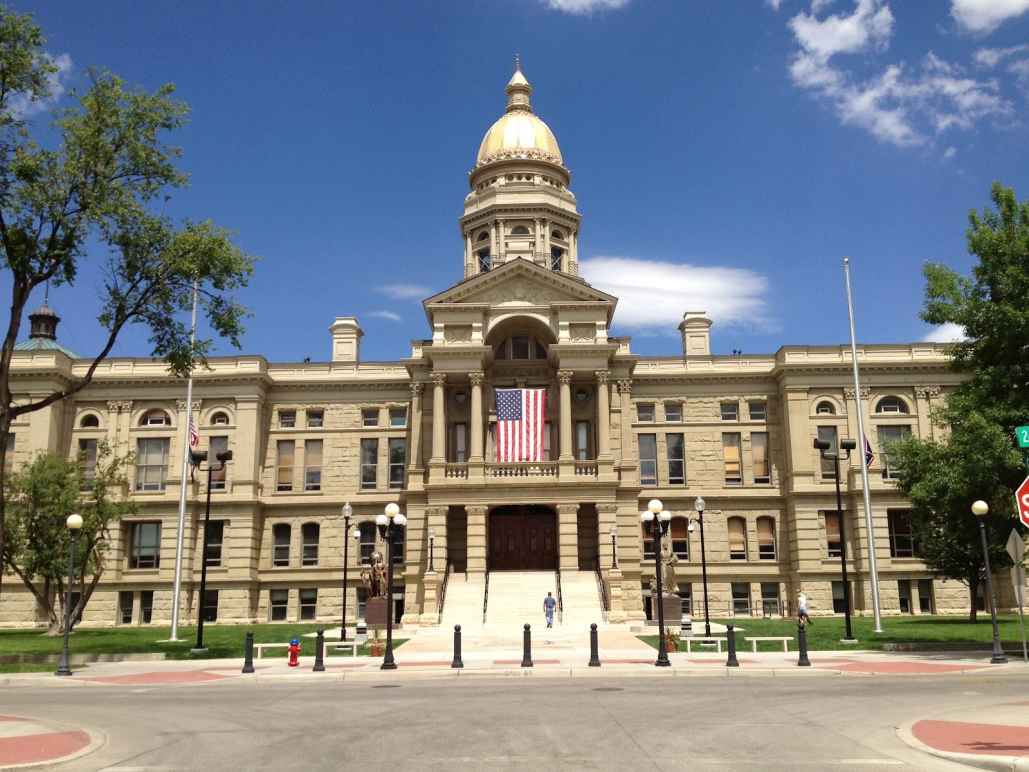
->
[658,537,679,597]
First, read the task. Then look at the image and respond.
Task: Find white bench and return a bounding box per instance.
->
[254,641,362,658]
[331,641,360,657]
[744,636,793,652]
[683,636,724,654]
[253,642,290,659]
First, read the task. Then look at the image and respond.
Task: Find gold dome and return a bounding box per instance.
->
[475,62,564,168]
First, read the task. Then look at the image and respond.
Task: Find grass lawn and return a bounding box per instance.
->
[0,625,406,661]
[0,661,90,673]
[639,614,1029,652]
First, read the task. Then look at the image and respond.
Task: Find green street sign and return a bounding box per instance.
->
[1018,425,1029,449]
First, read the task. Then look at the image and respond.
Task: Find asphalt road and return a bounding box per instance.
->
[7,673,1020,771]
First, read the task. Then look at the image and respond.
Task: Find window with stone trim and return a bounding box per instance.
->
[731,582,751,615]
[575,420,591,461]
[278,410,296,428]
[636,403,655,423]
[664,401,682,422]
[638,434,658,486]
[816,425,838,478]
[824,511,842,558]
[307,409,324,428]
[359,522,377,563]
[670,517,689,559]
[361,408,378,427]
[720,401,739,421]
[302,522,320,566]
[205,520,225,566]
[757,516,775,560]
[888,509,916,557]
[140,409,170,426]
[80,413,100,428]
[678,583,692,617]
[276,440,294,491]
[722,433,742,485]
[875,395,908,414]
[360,438,378,489]
[878,425,911,480]
[140,591,154,624]
[78,438,97,488]
[269,589,288,621]
[299,588,317,620]
[666,433,685,485]
[272,523,291,567]
[760,583,781,616]
[128,522,161,569]
[751,432,770,484]
[727,517,748,560]
[135,437,169,491]
[209,436,228,490]
[119,591,133,624]
[815,401,836,415]
[450,423,467,463]
[201,590,218,623]
[641,523,655,561]
[211,411,230,426]
[831,581,849,613]
[389,407,407,427]
[304,439,322,491]
[748,401,767,421]
[388,438,406,489]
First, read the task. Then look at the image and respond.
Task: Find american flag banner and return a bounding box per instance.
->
[188,416,199,449]
[495,388,547,462]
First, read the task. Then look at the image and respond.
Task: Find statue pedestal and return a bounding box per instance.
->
[365,596,389,628]
[650,594,681,627]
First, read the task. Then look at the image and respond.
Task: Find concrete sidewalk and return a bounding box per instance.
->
[898,700,1029,771]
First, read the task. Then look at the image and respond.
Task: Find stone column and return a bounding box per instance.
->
[466,505,488,574]
[464,233,472,277]
[595,370,611,458]
[616,379,637,485]
[408,382,423,469]
[430,373,446,463]
[557,503,580,571]
[558,370,574,461]
[543,218,551,256]
[914,386,940,441]
[489,221,497,264]
[469,371,484,462]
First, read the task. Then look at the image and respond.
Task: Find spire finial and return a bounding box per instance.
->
[514,53,521,73]
[43,279,50,306]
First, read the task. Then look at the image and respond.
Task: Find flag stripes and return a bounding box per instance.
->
[495,388,547,462]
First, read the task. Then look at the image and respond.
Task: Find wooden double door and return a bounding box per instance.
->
[488,506,557,571]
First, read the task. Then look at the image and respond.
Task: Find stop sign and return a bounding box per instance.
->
[1017,475,1029,528]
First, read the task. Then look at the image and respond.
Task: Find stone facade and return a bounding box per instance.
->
[2,64,1026,630]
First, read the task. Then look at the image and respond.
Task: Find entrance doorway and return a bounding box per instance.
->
[488,505,557,571]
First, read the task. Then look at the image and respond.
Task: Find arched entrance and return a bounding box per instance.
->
[488,505,557,571]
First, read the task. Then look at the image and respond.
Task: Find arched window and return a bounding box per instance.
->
[301,522,320,566]
[670,517,689,560]
[210,411,230,426]
[477,231,489,241]
[551,229,564,240]
[140,409,170,426]
[757,516,775,560]
[272,524,291,567]
[550,246,563,271]
[510,225,530,236]
[727,517,748,560]
[495,335,548,361]
[815,401,836,415]
[79,414,100,428]
[359,522,377,564]
[876,396,908,414]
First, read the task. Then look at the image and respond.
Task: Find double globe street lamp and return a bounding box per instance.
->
[641,498,672,667]
[814,436,858,642]
[188,448,233,655]
[971,500,1007,664]
[376,503,406,670]
[55,513,83,677]
[687,496,712,638]
[339,502,361,643]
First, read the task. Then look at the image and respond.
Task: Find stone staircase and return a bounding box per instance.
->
[557,570,606,632]
[438,571,485,629]
[484,571,558,628]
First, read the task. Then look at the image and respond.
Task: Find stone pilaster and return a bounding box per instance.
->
[469,371,484,462]
[430,373,446,463]
[558,370,573,462]
[408,382,424,470]
[557,502,580,571]
[466,505,488,574]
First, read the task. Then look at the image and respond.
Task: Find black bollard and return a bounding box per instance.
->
[521,624,533,667]
[726,624,739,667]
[588,623,601,667]
[797,623,811,667]
[242,631,255,674]
[451,625,464,669]
[313,629,326,672]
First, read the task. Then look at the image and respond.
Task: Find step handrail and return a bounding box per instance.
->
[436,558,452,621]
[482,569,490,624]
[594,557,610,614]
[555,568,564,625]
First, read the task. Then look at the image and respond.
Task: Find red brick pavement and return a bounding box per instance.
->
[0,716,92,767]
[913,719,1029,758]
[85,670,229,685]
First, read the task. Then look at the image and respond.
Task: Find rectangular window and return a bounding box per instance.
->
[205,520,224,567]
[511,335,530,359]
[731,582,751,615]
[720,401,739,421]
[359,523,376,564]
[918,579,933,613]
[278,410,296,428]
[728,517,748,560]
[362,408,378,427]
[666,433,685,485]
[832,581,849,614]
[270,589,289,621]
[361,438,378,489]
[307,409,324,428]
[451,423,467,463]
[824,510,842,558]
[748,401,767,421]
[751,432,770,484]
[817,425,838,478]
[664,402,682,422]
[302,523,319,566]
[898,579,912,614]
[276,440,294,491]
[209,436,228,490]
[273,524,291,567]
[878,425,912,480]
[299,588,317,621]
[135,437,169,491]
[678,583,692,617]
[389,407,407,427]
[139,591,154,624]
[391,527,405,566]
[888,509,916,557]
[304,439,323,491]
[641,524,655,561]
[638,434,658,486]
[575,420,591,461]
[636,403,655,423]
[128,522,161,569]
[119,591,133,624]
[670,517,689,560]
[722,433,742,485]
[388,438,406,489]
[760,583,780,617]
[757,517,776,560]
[201,590,218,623]
[78,438,98,488]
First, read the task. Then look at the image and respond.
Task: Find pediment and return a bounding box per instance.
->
[424,259,617,308]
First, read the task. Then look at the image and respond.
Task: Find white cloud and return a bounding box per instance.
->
[786,3,1011,146]
[923,322,967,342]
[974,43,1029,67]
[1009,58,1029,90]
[376,283,430,300]
[766,0,784,11]
[368,310,402,322]
[951,0,1029,34]
[542,0,629,13]
[8,53,72,120]
[943,145,957,157]
[579,257,772,333]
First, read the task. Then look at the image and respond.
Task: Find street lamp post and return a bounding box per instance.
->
[377,503,407,670]
[55,513,83,677]
[190,448,233,654]
[971,500,1007,664]
[340,502,353,641]
[641,498,671,667]
[691,496,711,637]
[609,525,618,570]
[814,436,857,642]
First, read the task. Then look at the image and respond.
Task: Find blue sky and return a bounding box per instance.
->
[15,0,1029,362]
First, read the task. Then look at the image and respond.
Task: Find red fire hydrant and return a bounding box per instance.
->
[287,638,301,667]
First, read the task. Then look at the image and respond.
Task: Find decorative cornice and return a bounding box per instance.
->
[843,386,870,400]
[107,400,132,412]
[914,385,941,399]
[597,502,619,514]
[176,399,200,412]
[557,369,574,384]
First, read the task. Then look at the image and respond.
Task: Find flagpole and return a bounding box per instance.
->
[169,278,199,641]
[843,257,883,634]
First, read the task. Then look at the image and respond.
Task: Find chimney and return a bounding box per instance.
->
[678,311,712,356]
[329,317,363,363]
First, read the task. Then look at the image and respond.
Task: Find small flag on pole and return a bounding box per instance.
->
[495,387,547,462]
[189,417,199,449]
[864,435,874,467]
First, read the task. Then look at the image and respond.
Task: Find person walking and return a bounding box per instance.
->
[797,592,813,627]
[543,591,557,628]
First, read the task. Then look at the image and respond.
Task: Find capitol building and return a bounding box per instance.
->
[3,63,995,632]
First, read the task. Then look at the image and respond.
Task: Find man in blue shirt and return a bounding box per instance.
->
[543,592,557,628]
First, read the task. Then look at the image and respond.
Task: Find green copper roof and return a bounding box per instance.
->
[14,337,79,358]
